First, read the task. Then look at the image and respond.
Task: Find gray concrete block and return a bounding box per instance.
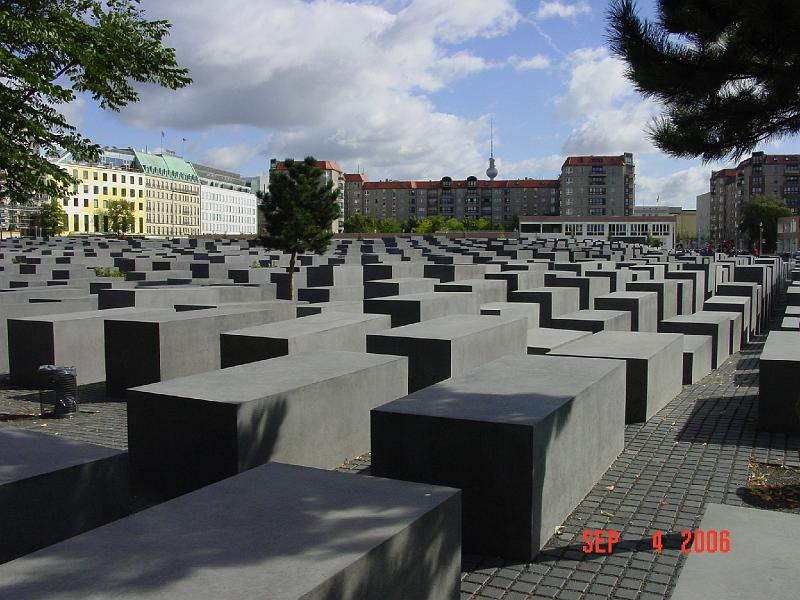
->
[363,277,435,299]
[526,327,592,355]
[703,296,752,345]
[0,430,129,564]
[372,354,625,559]
[0,463,461,600]
[8,307,163,386]
[780,316,800,330]
[544,275,610,309]
[549,331,684,423]
[509,287,581,327]
[434,278,506,305]
[594,291,658,332]
[220,312,391,367]
[367,315,527,392]
[480,301,540,329]
[485,270,545,300]
[682,334,713,384]
[665,270,705,313]
[670,503,800,600]
[717,281,763,333]
[659,312,732,369]
[423,263,489,282]
[128,351,408,498]
[363,292,478,327]
[549,309,631,333]
[626,279,678,323]
[297,284,364,303]
[104,307,288,395]
[0,299,99,373]
[759,331,800,433]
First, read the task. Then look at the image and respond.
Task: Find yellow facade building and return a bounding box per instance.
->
[54,149,147,235]
[52,148,201,236]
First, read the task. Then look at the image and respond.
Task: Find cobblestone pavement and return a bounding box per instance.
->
[2,295,798,600]
[342,296,800,600]
[0,383,127,450]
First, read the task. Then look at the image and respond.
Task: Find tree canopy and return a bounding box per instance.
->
[607,0,800,161]
[739,196,792,253]
[0,0,191,203]
[257,157,341,299]
[39,199,66,237]
[105,199,135,236]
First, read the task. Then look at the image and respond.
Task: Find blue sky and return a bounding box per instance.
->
[65,0,800,208]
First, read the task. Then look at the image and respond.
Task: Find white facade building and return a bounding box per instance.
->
[520,215,677,249]
[193,163,258,236]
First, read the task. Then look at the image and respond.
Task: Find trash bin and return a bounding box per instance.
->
[36,365,78,418]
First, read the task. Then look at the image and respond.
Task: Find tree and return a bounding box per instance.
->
[403,216,419,233]
[375,217,402,233]
[443,218,462,232]
[257,157,341,300]
[39,199,66,237]
[0,1,191,204]
[739,196,792,253]
[343,213,375,233]
[105,199,135,237]
[645,233,663,248]
[475,218,492,231]
[413,215,446,234]
[607,0,800,161]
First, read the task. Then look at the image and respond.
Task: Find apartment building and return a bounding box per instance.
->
[193,163,258,236]
[559,153,635,217]
[131,150,200,237]
[708,151,800,245]
[345,176,559,226]
[52,148,147,235]
[709,168,738,243]
[777,216,800,254]
[696,192,711,242]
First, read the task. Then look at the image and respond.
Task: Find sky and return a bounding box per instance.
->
[67,0,800,209]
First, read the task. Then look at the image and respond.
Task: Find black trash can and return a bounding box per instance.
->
[36,365,78,418]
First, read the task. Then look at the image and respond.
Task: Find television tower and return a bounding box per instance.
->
[486,118,498,180]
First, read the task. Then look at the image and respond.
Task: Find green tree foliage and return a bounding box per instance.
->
[645,233,663,248]
[443,218,462,231]
[257,157,341,300]
[412,215,447,234]
[0,0,191,203]
[402,217,419,233]
[607,0,800,161]
[375,217,402,233]
[343,213,375,233]
[39,199,66,236]
[739,196,792,253]
[105,199,135,236]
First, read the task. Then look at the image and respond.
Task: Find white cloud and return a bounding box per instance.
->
[554,46,660,156]
[554,48,631,119]
[203,143,264,172]
[56,96,86,129]
[636,163,726,209]
[500,154,565,179]
[119,0,519,178]
[535,1,590,21]
[509,54,551,71]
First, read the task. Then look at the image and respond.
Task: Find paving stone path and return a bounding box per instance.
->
[1,297,797,600]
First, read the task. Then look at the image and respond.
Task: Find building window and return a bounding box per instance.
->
[587,223,605,235]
